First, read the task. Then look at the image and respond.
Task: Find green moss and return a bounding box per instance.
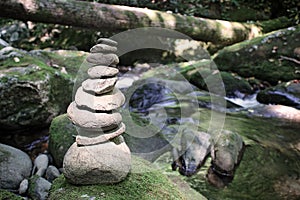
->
[0,189,23,200]
[49,156,187,200]
[213,25,300,84]
[48,114,76,167]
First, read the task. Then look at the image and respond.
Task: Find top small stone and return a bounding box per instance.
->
[97,38,118,47]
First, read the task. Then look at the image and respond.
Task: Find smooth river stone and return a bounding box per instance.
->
[67,101,122,131]
[86,53,119,66]
[63,137,131,185]
[90,44,117,53]
[88,65,119,78]
[82,77,117,94]
[97,38,118,46]
[75,87,125,111]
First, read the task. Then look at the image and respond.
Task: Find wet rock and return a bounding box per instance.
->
[207,130,244,188]
[45,165,60,183]
[172,129,211,176]
[257,80,300,109]
[211,130,244,176]
[0,143,32,190]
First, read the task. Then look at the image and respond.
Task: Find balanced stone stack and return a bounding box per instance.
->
[63,38,131,185]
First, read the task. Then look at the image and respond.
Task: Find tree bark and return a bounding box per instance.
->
[0,0,293,45]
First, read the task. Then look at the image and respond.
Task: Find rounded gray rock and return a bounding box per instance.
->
[82,77,117,94]
[75,87,125,111]
[67,101,122,131]
[33,154,49,177]
[87,65,119,78]
[18,179,29,194]
[45,165,60,182]
[0,143,32,189]
[86,53,119,66]
[90,44,117,53]
[63,138,131,185]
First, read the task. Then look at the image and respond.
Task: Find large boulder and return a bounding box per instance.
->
[213,25,300,85]
[0,47,87,133]
[0,143,32,190]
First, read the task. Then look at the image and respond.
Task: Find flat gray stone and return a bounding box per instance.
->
[75,87,125,111]
[67,101,122,131]
[86,53,119,66]
[0,144,32,190]
[82,77,117,94]
[90,44,117,53]
[63,138,131,185]
[97,38,118,46]
[76,122,126,146]
[88,65,119,78]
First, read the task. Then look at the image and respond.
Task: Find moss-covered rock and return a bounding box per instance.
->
[48,114,76,167]
[213,25,300,84]
[0,47,86,133]
[49,156,188,200]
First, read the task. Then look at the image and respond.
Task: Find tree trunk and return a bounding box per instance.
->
[0,0,293,45]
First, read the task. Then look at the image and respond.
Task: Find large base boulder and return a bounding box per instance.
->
[63,138,131,185]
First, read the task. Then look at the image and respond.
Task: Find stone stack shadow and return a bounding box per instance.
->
[63,38,131,185]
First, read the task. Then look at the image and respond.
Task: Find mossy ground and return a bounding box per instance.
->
[49,156,187,200]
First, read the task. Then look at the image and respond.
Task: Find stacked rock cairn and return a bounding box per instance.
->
[63,38,131,185]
